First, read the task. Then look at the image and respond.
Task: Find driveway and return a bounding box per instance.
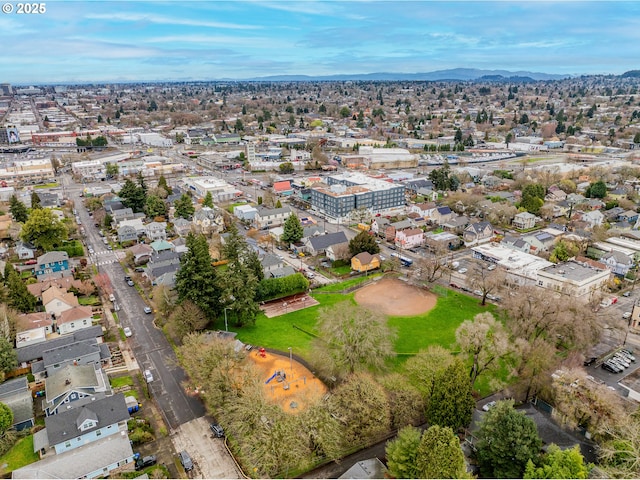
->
[171,417,244,479]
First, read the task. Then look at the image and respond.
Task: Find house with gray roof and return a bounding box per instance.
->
[43,364,112,416]
[36,338,110,378]
[303,231,348,256]
[145,221,167,241]
[15,241,35,260]
[172,217,192,236]
[254,205,292,229]
[269,266,296,278]
[16,325,103,366]
[463,221,493,246]
[601,250,634,277]
[261,253,284,277]
[15,432,135,479]
[0,377,34,431]
[40,393,129,455]
[193,207,224,234]
[117,225,137,243]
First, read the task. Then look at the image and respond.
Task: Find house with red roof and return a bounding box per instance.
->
[273,181,293,196]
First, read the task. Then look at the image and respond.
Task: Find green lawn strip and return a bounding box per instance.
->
[329,265,352,276]
[78,295,100,306]
[230,293,351,356]
[314,273,383,293]
[110,375,134,389]
[0,435,39,473]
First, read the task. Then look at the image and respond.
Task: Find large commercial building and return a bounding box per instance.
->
[0,158,54,185]
[183,176,240,203]
[310,172,405,221]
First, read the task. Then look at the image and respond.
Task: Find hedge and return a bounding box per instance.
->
[256,273,309,301]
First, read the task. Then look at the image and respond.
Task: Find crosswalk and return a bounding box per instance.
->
[89,250,119,266]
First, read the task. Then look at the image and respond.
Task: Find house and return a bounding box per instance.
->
[268,266,296,278]
[0,377,34,431]
[109,207,135,223]
[304,232,348,256]
[128,243,152,265]
[150,239,174,254]
[36,192,60,208]
[545,186,567,202]
[193,207,225,234]
[172,217,192,237]
[37,339,110,380]
[338,458,388,480]
[273,181,294,196]
[522,231,556,253]
[27,278,83,302]
[351,252,381,272]
[441,215,470,234]
[619,210,639,224]
[117,218,145,235]
[424,231,462,252]
[56,306,94,335]
[463,222,494,246]
[16,311,55,335]
[601,250,634,277]
[16,326,103,368]
[431,206,454,225]
[502,235,532,254]
[35,251,70,280]
[145,221,167,241]
[40,393,129,455]
[579,210,604,229]
[42,286,79,317]
[117,225,137,243]
[512,211,536,230]
[395,228,424,249]
[15,241,35,260]
[15,433,135,479]
[260,253,284,277]
[385,219,414,242]
[409,202,437,219]
[172,237,188,254]
[43,364,112,416]
[254,205,292,229]
[326,242,350,261]
[370,217,390,237]
[416,187,438,202]
[233,204,258,222]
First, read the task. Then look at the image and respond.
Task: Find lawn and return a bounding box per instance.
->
[110,375,134,389]
[328,265,352,276]
[314,273,384,293]
[229,293,350,357]
[78,295,100,306]
[0,435,39,473]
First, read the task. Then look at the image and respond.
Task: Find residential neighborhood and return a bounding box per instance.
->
[4,67,640,479]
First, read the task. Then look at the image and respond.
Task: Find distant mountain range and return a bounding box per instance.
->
[248,68,570,82]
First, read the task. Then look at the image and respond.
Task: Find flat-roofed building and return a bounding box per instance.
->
[0,158,54,185]
[184,176,239,202]
[536,261,610,299]
[310,172,405,221]
[472,242,553,287]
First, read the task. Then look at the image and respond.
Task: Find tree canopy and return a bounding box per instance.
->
[202,191,214,208]
[524,444,591,479]
[586,180,607,199]
[426,359,475,431]
[0,402,13,434]
[174,193,195,219]
[416,425,468,479]
[429,163,460,191]
[476,400,542,478]
[348,230,380,257]
[281,214,304,245]
[385,426,423,479]
[20,208,68,251]
[119,178,146,213]
[175,233,220,320]
[9,195,28,223]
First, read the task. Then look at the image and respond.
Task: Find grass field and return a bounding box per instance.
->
[110,375,134,389]
[0,435,39,473]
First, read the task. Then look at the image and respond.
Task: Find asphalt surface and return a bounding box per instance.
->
[64,175,206,429]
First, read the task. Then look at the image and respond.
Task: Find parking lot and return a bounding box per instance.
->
[171,417,243,479]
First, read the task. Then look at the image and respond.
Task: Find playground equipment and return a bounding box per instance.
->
[258,347,266,358]
[265,370,287,384]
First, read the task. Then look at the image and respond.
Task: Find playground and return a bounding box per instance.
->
[354,277,438,316]
[260,293,319,318]
[248,347,327,414]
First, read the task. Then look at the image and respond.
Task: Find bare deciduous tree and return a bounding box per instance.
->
[455,312,512,388]
[467,260,505,305]
[311,301,396,378]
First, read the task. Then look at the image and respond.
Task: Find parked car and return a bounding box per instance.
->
[458,268,468,274]
[603,361,622,373]
[482,401,496,412]
[623,291,632,297]
[488,264,497,271]
[144,306,152,314]
[123,327,132,337]
[135,455,157,470]
[144,369,154,383]
[609,358,627,370]
[179,450,193,471]
[109,293,116,302]
[622,349,636,362]
[210,423,224,438]
[127,280,135,287]
[613,355,630,368]
[623,311,632,320]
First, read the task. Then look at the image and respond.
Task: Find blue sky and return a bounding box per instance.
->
[2,1,639,84]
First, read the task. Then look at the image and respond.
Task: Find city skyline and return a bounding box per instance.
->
[1,1,639,84]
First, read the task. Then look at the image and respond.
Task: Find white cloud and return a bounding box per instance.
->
[85,12,261,30]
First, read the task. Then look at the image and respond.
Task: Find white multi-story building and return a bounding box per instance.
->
[183,176,240,202]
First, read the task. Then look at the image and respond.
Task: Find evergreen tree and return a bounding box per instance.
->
[416,425,467,479]
[524,445,591,479]
[174,193,195,219]
[244,249,264,282]
[219,259,260,327]
[119,179,146,213]
[157,174,172,195]
[9,195,28,223]
[385,426,422,479]
[175,233,220,320]
[30,191,41,209]
[221,224,249,263]
[586,180,607,199]
[476,400,542,478]
[5,268,36,313]
[202,191,214,208]
[427,359,475,431]
[145,194,168,218]
[275,199,282,209]
[0,402,13,434]
[281,214,304,245]
[348,230,380,257]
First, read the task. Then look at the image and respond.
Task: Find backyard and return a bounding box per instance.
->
[0,435,39,474]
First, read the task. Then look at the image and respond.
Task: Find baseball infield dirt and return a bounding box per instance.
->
[354,277,438,316]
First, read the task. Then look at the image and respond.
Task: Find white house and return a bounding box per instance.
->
[513,211,536,230]
[395,228,424,249]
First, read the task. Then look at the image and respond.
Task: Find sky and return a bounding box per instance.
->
[1,1,640,84]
